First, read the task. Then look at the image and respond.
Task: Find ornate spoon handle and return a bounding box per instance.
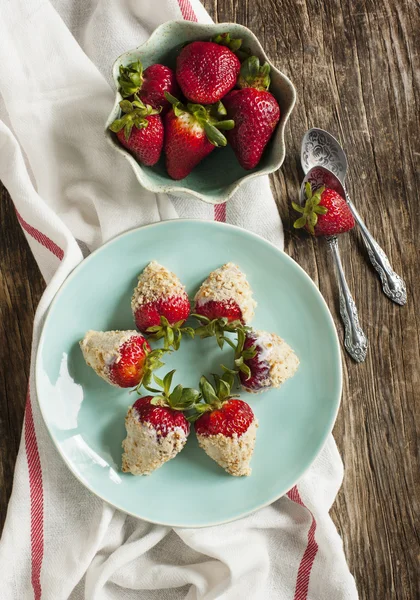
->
[327,236,368,362]
[345,190,407,305]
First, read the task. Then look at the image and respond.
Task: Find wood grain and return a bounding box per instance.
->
[0,0,419,598]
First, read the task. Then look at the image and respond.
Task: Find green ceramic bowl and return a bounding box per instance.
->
[105,21,296,204]
[36,220,341,527]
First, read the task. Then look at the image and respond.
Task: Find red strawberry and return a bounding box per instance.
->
[164,95,234,180]
[234,329,299,393]
[223,57,280,170]
[176,39,241,104]
[122,370,200,475]
[109,96,163,166]
[193,264,256,346]
[132,261,193,350]
[79,330,166,388]
[193,373,258,476]
[118,61,179,113]
[293,183,355,236]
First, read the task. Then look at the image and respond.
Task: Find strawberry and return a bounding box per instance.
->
[132,261,194,350]
[164,94,234,180]
[79,330,166,388]
[193,263,256,347]
[192,372,258,476]
[176,37,241,104]
[118,60,179,113]
[234,329,299,393]
[293,183,355,236]
[109,96,163,166]
[122,370,200,475]
[223,57,280,170]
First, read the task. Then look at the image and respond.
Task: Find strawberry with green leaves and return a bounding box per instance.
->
[293,183,355,236]
[122,370,200,475]
[223,56,280,170]
[132,261,194,351]
[176,35,241,104]
[164,94,234,180]
[109,96,163,166]
[118,60,179,113]
[79,330,166,389]
[191,372,258,476]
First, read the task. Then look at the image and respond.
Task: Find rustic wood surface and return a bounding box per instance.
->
[0,0,419,598]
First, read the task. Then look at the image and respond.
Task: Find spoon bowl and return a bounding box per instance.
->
[301,128,348,181]
[299,165,346,206]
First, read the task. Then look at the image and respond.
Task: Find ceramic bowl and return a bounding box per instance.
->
[105,21,296,205]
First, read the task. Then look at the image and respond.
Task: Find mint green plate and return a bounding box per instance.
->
[36,220,341,527]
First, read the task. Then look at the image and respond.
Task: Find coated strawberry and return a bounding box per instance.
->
[193,373,258,476]
[293,183,355,236]
[132,261,193,350]
[79,330,165,388]
[164,95,234,180]
[234,329,299,393]
[118,61,179,113]
[122,370,200,475]
[109,96,163,166]
[176,39,241,104]
[193,264,256,346]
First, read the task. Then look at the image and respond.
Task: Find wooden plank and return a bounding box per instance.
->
[0,1,419,598]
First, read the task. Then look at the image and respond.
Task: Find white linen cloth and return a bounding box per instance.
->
[0,1,358,598]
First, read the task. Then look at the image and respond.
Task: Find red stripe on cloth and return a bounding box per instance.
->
[287,485,319,600]
[16,210,64,261]
[177,0,198,22]
[214,203,226,222]
[25,392,44,600]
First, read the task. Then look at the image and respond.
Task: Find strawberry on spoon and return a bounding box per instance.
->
[109,96,163,166]
[164,94,234,180]
[132,261,193,351]
[191,372,258,477]
[122,370,200,475]
[293,182,355,236]
[79,330,166,388]
[118,60,179,113]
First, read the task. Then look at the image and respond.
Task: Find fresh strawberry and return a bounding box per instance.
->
[79,330,166,388]
[176,37,241,104]
[118,60,179,113]
[192,263,256,347]
[293,183,355,236]
[109,96,163,166]
[164,94,234,180]
[223,57,280,170]
[132,261,194,350]
[192,373,258,476]
[234,329,299,393]
[122,370,200,475]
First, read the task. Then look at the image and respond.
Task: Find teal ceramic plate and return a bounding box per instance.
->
[36,220,342,527]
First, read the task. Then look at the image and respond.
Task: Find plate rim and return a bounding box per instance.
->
[35,219,342,528]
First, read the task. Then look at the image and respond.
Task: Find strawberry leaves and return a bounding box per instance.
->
[118,60,144,98]
[238,56,271,91]
[191,313,243,350]
[232,328,256,380]
[164,93,235,148]
[146,316,194,351]
[145,369,201,412]
[109,94,160,140]
[134,346,168,392]
[292,183,328,235]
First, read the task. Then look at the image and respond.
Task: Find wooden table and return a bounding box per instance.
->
[0,1,419,597]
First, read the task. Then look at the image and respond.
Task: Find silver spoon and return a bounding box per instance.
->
[300,166,368,363]
[301,128,406,305]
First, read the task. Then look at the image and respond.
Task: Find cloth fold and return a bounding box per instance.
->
[0,0,358,598]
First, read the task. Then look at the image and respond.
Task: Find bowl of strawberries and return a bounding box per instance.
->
[105,21,296,205]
